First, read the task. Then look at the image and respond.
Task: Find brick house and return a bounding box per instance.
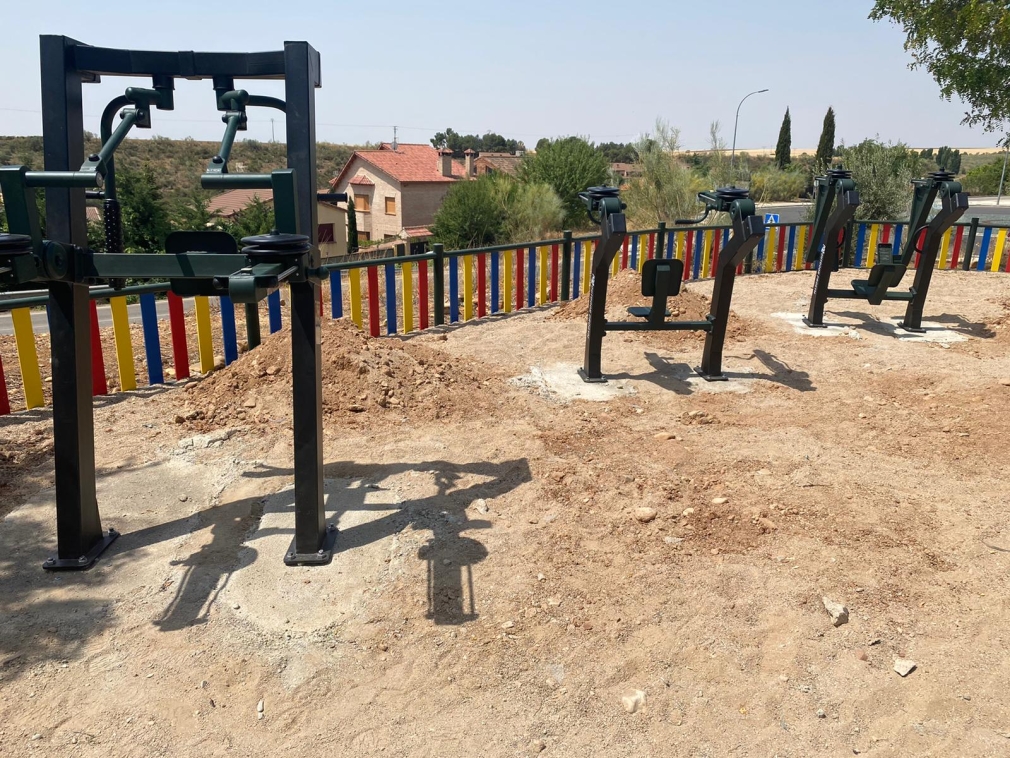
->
[206,188,347,259]
[473,151,522,177]
[330,143,469,247]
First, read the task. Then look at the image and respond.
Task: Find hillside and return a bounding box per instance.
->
[0,135,361,202]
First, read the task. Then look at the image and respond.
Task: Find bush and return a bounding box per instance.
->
[490,175,565,242]
[749,168,807,202]
[839,139,926,220]
[621,119,703,227]
[963,157,1007,195]
[518,137,609,229]
[431,175,504,249]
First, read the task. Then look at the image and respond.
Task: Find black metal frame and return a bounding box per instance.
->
[3,36,331,569]
[578,186,764,383]
[804,169,968,331]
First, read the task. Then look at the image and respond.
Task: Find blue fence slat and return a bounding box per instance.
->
[630,235,639,270]
[892,224,904,262]
[449,255,459,323]
[527,247,536,307]
[268,289,282,333]
[572,241,582,299]
[854,224,867,267]
[139,293,164,385]
[220,295,238,365]
[383,263,397,334]
[786,225,797,271]
[977,227,993,271]
[490,251,500,313]
[330,270,343,318]
[693,231,703,280]
[666,232,675,259]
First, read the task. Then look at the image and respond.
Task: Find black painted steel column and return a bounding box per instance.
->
[40,35,116,569]
[283,42,330,564]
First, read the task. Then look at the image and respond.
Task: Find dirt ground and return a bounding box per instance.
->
[3,268,1010,757]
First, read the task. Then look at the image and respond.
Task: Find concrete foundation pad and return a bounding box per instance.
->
[511,364,637,402]
[773,312,863,338]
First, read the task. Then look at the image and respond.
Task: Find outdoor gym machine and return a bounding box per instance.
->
[804,169,969,331]
[578,185,765,382]
[0,37,333,570]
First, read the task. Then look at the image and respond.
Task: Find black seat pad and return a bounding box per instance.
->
[641,258,683,296]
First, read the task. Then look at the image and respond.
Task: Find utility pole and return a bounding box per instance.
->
[730,88,769,168]
[998,142,1009,206]
[270,118,275,143]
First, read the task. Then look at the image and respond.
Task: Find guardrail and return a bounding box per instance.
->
[0,216,1007,416]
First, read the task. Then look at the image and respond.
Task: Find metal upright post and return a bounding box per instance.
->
[40,35,118,570]
[244,303,261,350]
[282,42,334,566]
[560,230,572,302]
[578,188,626,382]
[656,221,666,261]
[963,217,979,271]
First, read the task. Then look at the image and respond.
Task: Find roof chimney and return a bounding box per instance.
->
[464,148,476,178]
[392,125,398,151]
[439,147,454,178]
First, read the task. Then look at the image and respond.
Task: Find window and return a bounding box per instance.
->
[354,194,371,212]
[317,223,334,243]
[385,196,396,215]
[358,231,371,242]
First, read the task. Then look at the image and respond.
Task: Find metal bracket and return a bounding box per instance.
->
[284,523,338,566]
[43,528,120,571]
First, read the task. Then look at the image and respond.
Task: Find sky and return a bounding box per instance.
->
[0,0,999,152]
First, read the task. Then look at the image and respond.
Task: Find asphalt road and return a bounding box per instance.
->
[759,197,1010,224]
[0,298,193,336]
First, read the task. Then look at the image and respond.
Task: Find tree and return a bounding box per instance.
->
[621,119,700,227]
[221,198,274,245]
[117,164,172,254]
[839,139,926,219]
[488,174,565,242]
[963,156,1008,195]
[518,137,609,228]
[870,1,1010,144]
[431,128,524,157]
[346,200,359,252]
[774,108,792,170]
[815,107,836,173]
[936,145,962,173]
[431,176,504,249]
[172,189,214,232]
[598,142,638,164]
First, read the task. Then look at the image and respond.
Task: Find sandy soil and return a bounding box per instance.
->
[3,269,1010,757]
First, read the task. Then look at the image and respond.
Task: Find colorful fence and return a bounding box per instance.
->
[1,218,1008,416]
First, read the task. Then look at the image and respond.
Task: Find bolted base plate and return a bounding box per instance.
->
[896,322,926,334]
[694,367,728,383]
[801,317,828,329]
[43,528,119,571]
[283,523,338,567]
[577,367,607,384]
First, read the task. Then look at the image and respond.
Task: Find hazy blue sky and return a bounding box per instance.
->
[0,0,1000,151]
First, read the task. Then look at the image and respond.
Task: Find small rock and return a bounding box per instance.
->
[822,597,849,627]
[473,498,489,514]
[242,397,257,409]
[817,709,826,719]
[634,507,658,523]
[502,620,515,630]
[682,507,695,517]
[442,559,452,566]
[670,708,683,726]
[528,739,546,754]
[31,733,42,740]
[869,638,882,646]
[265,366,279,376]
[537,573,546,582]
[257,699,264,713]
[1001,379,1010,387]
[893,658,917,677]
[654,432,675,441]
[199,680,208,689]
[179,494,189,503]
[213,355,225,370]
[348,404,366,413]
[664,536,684,545]
[622,689,646,713]
[856,649,868,662]
[711,497,729,505]
[232,603,240,610]
[174,414,186,424]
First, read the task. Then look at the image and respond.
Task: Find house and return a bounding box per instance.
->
[473,151,523,177]
[206,188,348,259]
[329,143,469,247]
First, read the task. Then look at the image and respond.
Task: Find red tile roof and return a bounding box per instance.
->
[402,227,432,238]
[207,188,274,217]
[349,175,374,186]
[331,143,467,189]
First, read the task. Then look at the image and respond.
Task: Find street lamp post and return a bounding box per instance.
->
[730,88,769,168]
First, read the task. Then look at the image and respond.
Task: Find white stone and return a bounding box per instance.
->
[635,507,658,523]
[822,597,849,627]
[893,659,917,677]
[622,689,646,713]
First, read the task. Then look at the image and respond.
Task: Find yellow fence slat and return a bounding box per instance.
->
[795,225,807,270]
[675,231,684,261]
[763,227,776,273]
[610,242,619,276]
[866,224,879,268]
[349,268,362,327]
[503,249,513,313]
[463,254,474,321]
[637,234,647,273]
[991,228,1008,272]
[109,296,137,391]
[402,261,414,332]
[11,308,43,409]
[538,246,548,304]
[194,295,215,374]
[938,228,952,270]
[583,242,592,294]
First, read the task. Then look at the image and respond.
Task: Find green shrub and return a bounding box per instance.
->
[963,157,1007,195]
[839,139,926,220]
[431,175,504,249]
[748,168,806,202]
[518,137,609,229]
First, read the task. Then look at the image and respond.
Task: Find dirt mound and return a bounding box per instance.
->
[171,319,503,434]
[552,269,751,343]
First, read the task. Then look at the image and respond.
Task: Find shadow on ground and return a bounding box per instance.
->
[607,350,815,394]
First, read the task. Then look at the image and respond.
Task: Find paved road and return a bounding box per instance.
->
[0,298,193,336]
[759,198,1010,225]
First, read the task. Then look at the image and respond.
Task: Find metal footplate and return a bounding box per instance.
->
[43,528,120,571]
[284,523,339,566]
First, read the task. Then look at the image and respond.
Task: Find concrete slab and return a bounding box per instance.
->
[510,364,637,402]
[773,312,863,338]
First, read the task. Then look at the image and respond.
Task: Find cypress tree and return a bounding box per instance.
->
[346,197,359,252]
[815,107,836,173]
[774,108,792,170]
